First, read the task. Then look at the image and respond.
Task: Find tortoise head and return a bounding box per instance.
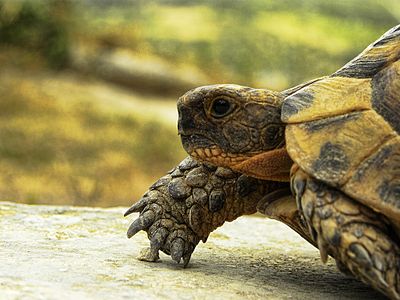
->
[177,84,292,181]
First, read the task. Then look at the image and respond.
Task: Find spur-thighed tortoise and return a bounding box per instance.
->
[126,25,400,298]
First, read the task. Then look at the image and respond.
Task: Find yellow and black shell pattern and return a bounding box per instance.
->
[281,25,400,223]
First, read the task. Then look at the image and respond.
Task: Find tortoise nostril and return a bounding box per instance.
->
[178,106,197,133]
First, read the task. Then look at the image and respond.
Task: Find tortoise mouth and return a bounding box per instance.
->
[180,134,215,154]
[181,134,260,169]
[190,146,250,168]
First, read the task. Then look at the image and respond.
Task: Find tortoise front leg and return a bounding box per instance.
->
[292,165,400,300]
[125,156,286,266]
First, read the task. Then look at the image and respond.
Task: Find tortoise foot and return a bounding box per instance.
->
[125,186,198,266]
[124,159,202,266]
[125,156,274,267]
[292,167,400,300]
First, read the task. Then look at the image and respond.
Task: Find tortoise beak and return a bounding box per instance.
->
[177,102,197,135]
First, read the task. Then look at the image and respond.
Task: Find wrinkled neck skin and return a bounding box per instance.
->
[177,84,293,182]
[232,147,293,182]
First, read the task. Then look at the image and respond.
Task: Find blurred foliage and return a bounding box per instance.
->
[1,0,398,87]
[0,0,398,206]
[0,71,185,206]
[0,0,71,68]
[76,0,399,89]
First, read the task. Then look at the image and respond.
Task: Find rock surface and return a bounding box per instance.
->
[0,201,385,300]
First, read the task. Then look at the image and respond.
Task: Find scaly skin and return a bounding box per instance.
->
[176,81,400,298]
[292,166,400,300]
[125,156,289,266]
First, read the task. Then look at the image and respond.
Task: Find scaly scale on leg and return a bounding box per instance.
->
[291,166,400,300]
[125,156,286,266]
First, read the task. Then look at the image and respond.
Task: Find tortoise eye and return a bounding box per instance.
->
[210,98,233,118]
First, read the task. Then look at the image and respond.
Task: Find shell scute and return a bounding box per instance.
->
[286,110,397,187]
[281,76,372,124]
[284,26,400,219]
[343,137,400,222]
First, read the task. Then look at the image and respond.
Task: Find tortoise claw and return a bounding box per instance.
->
[127,210,155,238]
[124,197,148,216]
[317,237,329,263]
[183,244,194,268]
[292,174,306,213]
[150,227,169,251]
[171,238,185,264]
[183,254,192,268]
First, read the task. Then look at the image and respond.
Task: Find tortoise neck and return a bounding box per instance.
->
[232,147,293,182]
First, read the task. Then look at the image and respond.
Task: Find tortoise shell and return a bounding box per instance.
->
[281,25,400,223]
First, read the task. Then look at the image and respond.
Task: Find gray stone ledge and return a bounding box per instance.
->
[0,201,385,299]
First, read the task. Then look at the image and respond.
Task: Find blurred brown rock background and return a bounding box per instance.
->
[0,0,398,207]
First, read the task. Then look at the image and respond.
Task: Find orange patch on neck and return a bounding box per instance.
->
[232,148,293,182]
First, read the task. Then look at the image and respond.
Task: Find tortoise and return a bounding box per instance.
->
[125,25,400,298]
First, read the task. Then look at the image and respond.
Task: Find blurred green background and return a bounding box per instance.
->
[0,0,398,207]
